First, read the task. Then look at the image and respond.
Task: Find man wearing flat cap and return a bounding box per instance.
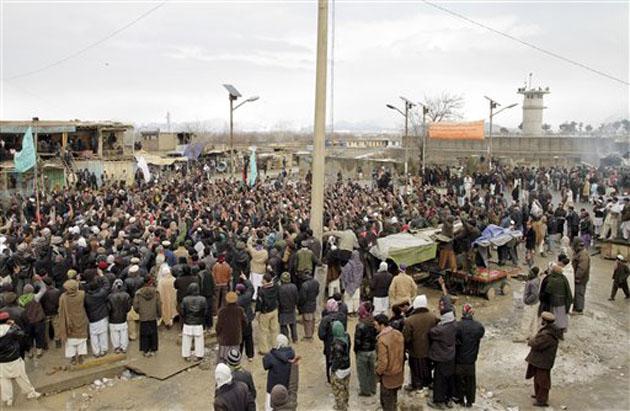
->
[609,255,629,301]
[525,311,561,407]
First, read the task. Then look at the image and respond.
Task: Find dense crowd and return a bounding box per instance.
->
[0,161,628,409]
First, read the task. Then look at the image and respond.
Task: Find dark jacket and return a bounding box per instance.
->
[572,249,591,284]
[0,323,24,363]
[539,271,572,313]
[198,269,215,299]
[237,280,255,323]
[174,273,200,306]
[428,319,457,362]
[354,319,377,353]
[213,380,256,411]
[256,283,279,314]
[216,303,245,346]
[181,283,207,326]
[613,263,630,284]
[124,275,144,299]
[318,311,346,356]
[371,270,393,298]
[330,336,351,371]
[84,285,110,323]
[107,290,131,324]
[263,346,296,393]
[403,308,439,358]
[455,316,485,365]
[40,287,62,316]
[297,277,319,314]
[525,324,560,370]
[232,367,257,401]
[278,283,298,314]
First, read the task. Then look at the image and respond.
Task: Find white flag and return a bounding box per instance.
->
[136,156,151,183]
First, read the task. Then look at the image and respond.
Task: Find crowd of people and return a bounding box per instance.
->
[0,161,628,409]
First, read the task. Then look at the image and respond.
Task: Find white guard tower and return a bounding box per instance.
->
[517,73,550,136]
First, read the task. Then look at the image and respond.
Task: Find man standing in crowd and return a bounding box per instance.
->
[212,255,232,314]
[107,279,131,354]
[514,267,541,343]
[403,294,438,392]
[133,278,161,357]
[278,272,299,343]
[454,304,485,408]
[374,314,404,411]
[58,278,89,365]
[609,255,630,301]
[340,250,363,315]
[256,274,280,355]
[371,261,393,315]
[428,307,457,409]
[354,302,377,397]
[213,363,256,411]
[525,312,561,407]
[571,238,590,314]
[388,264,417,309]
[248,231,269,300]
[216,291,245,363]
[0,311,41,407]
[227,348,257,403]
[297,272,319,341]
[180,283,207,362]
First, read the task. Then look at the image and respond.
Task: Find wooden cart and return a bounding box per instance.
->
[447,268,513,300]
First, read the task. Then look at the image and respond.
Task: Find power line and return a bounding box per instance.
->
[421,0,629,86]
[3,1,167,81]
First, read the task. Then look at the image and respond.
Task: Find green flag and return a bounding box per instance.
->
[14,127,36,173]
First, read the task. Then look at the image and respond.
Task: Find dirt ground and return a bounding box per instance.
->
[5,249,626,411]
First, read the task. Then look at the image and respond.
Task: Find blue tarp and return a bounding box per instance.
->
[473,224,522,247]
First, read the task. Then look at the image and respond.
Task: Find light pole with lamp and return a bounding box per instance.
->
[484,96,517,168]
[223,84,259,176]
[417,102,429,178]
[386,97,415,192]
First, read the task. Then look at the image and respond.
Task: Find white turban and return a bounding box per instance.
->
[215,363,232,389]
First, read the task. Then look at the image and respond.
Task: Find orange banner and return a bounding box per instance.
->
[428,120,485,140]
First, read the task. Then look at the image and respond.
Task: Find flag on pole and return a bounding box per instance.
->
[248,148,257,187]
[13,127,36,173]
[136,156,152,183]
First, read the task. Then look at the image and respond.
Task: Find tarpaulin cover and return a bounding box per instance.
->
[473,224,522,247]
[370,232,437,266]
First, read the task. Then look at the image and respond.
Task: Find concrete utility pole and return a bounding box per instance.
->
[229,96,235,175]
[386,97,415,193]
[32,117,41,225]
[485,96,518,168]
[420,104,429,177]
[309,0,328,242]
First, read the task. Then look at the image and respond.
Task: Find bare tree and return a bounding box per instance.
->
[423,91,465,122]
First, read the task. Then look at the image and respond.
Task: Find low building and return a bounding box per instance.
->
[0,120,135,195]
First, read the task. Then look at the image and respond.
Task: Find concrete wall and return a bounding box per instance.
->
[426,136,622,166]
[298,154,403,180]
[74,159,135,186]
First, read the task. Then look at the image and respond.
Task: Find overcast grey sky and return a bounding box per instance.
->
[1,1,628,132]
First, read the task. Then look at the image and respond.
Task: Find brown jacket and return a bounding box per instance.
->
[216,303,246,346]
[376,326,405,389]
[572,249,590,284]
[388,273,417,307]
[58,280,89,340]
[525,324,560,370]
[403,308,439,358]
[132,286,161,322]
[212,262,233,286]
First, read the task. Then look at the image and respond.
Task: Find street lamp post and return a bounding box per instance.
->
[484,96,517,168]
[386,97,415,193]
[223,84,259,177]
[418,103,429,178]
